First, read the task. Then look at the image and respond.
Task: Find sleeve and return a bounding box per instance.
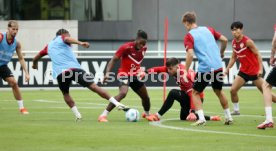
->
[115,44,128,58]
[147,66,167,73]
[0,33,3,43]
[39,45,48,56]
[207,26,221,40]
[184,33,194,51]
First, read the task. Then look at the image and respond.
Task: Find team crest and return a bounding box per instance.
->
[240,43,244,48]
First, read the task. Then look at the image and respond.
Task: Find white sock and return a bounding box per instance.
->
[71,106,81,118]
[100,109,109,117]
[265,107,273,123]
[109,97,120,106]
[224,108,232,119]
[233,103,239,111]
[144,111,150,116]
[17,100,24,109]
[197,110,206,121]
[156,113,162,118]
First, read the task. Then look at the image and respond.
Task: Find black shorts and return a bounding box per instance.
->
[0,65,14,80]
[238,71,258,82]
[57,69,94,93]
[118,76,145,92]
[193,70,224,93]
[266,67,276,86]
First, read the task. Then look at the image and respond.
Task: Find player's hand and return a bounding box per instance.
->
[25,74,30,82]
[223,68,229,77]
[32,62,38,69]
[186,112,197,121]
[221,53,225,59]
[102,74,109,85]
[258,70,263,77]
[137,69,147,80]
[80,42,90,48]
[270,56,276,66]
[146,114,160,121]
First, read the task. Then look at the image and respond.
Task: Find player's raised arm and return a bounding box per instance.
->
[63,36,90,48]
[16,41,29,82]
[246,39,263,76]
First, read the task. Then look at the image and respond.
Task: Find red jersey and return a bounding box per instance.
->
[232,36,259,75]
[115,42,147,76]
[148,64,204,110]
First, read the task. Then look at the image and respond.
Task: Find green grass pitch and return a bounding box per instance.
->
[0,88,276,151]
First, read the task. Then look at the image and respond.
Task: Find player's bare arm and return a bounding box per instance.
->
[246,39,263,76]
[185,49,194,72]
[218,35,228,59]
[224,52,237,75]
[64,37,90,48]
[102,55,119,83]
[270,31,276,66]
[16,41,30,82]
[32,53,44,69]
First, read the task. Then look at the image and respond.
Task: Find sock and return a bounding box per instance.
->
[197,110,206,121]
[144,111,150,116]
[233,103,239,111]
[17,100,24,109]
[224,108,232,119]
[100,109,109,117]
[109,97,120,106]
[71,106,81,118]
[156,112,162,118]
[265,107,273,123]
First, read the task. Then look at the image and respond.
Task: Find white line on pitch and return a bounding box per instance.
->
[150,118,276,138]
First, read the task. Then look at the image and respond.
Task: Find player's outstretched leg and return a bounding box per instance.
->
[132,84,151,118]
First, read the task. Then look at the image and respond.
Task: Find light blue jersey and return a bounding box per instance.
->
[48,36,81,78]
[189,26,222,72]
[0,33,17,66]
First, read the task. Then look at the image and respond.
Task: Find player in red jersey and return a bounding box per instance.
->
[257,24,276,129]
[98,30,151,122]
[225,21,276,115]
[144,58,221,122]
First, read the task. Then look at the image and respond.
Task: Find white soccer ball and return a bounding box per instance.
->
[125,109,140,122]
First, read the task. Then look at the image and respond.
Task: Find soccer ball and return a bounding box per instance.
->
[125,109,140,122]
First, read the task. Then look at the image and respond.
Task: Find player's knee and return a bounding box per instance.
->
[8,80,18,88]
[192,89,201,95]
[168,89,178,96]
[118,92,127,99]
[230,88,237,95]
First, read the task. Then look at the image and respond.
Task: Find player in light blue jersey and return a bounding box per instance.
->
[32,29,128,121]
[0,20,30,114]
[182,12,233,126]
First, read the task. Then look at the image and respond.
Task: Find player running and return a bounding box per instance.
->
[32,29,128,121]
[182,11,233,126]
[143,58,221,122]
[0,20,30,114]
[257,24,276,129]
[98,30,151,122]
[225,21,276,115]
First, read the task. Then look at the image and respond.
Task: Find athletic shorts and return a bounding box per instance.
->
[266,67,276,86]
[238,71,258,82]
[0,65,14,80]
[57,68,94,93]
[118,76,145,92]
[193,70,224,93]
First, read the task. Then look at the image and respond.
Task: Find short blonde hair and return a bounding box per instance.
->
[182,11,196,24]
[8,20,18,28]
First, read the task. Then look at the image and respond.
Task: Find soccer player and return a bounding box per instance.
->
[257,24,276,129]
[225,21,276,115]
[32,29,128,121]
[182,11,233,126]
[144,58,221,122]
[98,30,151,122]
[0,20,30,114]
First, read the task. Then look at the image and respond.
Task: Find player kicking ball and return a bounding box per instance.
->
[32,29,128,121]
[98,30,151,122]
[0,20,30,114]
[142,58,221,122]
